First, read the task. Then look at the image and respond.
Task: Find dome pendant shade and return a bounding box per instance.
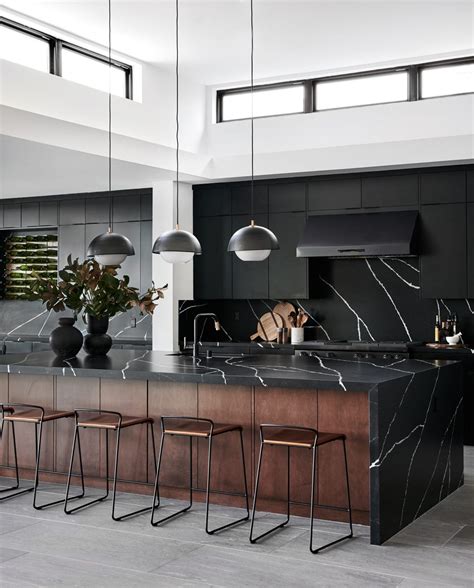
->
[87,231,135,266]
[153,228,202,264]
[228,222,279,261]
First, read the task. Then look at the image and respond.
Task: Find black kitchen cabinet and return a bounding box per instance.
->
[0,205,3,228]
[231,185,268,215]
[231,213,269,299]
[58,224,85,269]
[194,187,232,217]
[420,203,467,298]
[39,201,58,226]
[114,221,141,288]
[308,178,361,211]
[362,174,418,208]
[467,171,474,203]
[21,203,39,227]
[60,199,85,225]
[194,216,233,299]
[420,171,466,205]
[468,203,474,298]
[3,205,21,228]
[140,221,152,293]
[269,212,307,299]
[140,193,153,221]
[86,197,109,223]
[269,183,306,213]
[113,195,141,223]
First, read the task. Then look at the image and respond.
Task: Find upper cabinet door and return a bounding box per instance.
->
[308,178,361,211]
[420,203,467,298]
[3,205,21,228]
[231,185,268,215]
[21,203,40,227]
[194,215,233,299]
[194,187,232,217]
[58,224,85,268]
[269,212,307,299]
[269,183,306,213]
[420,171,466,204]
[59,199,85,225]
[113,221,141,288]
[140,193,153,220]
[113,195,140,222]
[231,213,269,299]
[467,171,474,203]
[86,197,109,224]
[468,203,474,299]
[362,174,418,208]
[39,201,58,226]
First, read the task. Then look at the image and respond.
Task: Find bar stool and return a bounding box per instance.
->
[0,403,84,509]
[64,409,156,521]
[151,416,249,533]
[249,424,353,553]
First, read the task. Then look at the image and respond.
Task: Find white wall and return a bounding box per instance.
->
[203,93,474,179]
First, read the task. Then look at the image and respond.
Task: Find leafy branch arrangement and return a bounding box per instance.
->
[28,256,167,319]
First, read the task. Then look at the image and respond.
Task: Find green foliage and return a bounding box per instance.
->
[28,256,167,319]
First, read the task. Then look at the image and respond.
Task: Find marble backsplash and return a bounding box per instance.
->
[179,257,474,345]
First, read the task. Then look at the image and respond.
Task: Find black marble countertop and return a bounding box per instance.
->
[0,350,457,391]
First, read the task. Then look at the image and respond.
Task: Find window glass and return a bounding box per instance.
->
[0,24,50,72]
[221,84,305,121]
[315,71,408,110]
[421,63,474,98]
[61,47,127,97]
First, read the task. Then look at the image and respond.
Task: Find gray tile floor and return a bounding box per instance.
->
[0,448,472,587]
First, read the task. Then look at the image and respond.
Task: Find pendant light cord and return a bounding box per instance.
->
[108,0,112,232]
[250,0,254,225]
[175,0,180,230]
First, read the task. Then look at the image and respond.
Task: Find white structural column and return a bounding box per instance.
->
[152,180,194,351]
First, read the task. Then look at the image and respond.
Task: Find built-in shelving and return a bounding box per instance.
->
[3,232,58,300]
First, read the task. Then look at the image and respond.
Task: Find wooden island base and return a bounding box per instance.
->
[0,374,369,525]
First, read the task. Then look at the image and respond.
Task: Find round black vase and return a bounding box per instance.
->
[83,315,112,356]
[49,317,83,359]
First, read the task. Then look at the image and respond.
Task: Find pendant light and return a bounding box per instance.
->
[227,0,279,262]
[87,0,135,266]
[152,0,202,264]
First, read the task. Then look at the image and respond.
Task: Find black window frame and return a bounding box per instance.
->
[216,56,474,123]
[0,16,133,100]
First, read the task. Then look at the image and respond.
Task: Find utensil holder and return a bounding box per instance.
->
[291,327,304,344]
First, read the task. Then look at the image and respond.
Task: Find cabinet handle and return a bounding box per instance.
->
[337,248,366,253]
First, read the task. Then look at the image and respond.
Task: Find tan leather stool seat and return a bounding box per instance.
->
[263,427,344,448]
[164,418,240,437]
[4,409,74,423]
[77,414,152,430]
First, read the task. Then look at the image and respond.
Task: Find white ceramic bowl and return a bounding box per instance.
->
[446,333,462,345]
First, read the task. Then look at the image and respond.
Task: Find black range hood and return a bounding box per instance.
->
[296,210,418,258]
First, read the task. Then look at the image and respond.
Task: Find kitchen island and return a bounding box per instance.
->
[0,350,463,545]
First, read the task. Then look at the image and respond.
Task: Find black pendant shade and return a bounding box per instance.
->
[87,230,135,266]
[227,222,279,253]
[153,228,202,256]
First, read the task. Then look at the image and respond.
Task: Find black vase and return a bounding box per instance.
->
[83,315,112,356]
[49,317,83,359]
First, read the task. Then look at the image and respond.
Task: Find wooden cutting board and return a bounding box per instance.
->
[272,302,296,329]
[250,312,284,341]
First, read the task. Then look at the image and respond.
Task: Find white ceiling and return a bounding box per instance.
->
[3,1,473,85]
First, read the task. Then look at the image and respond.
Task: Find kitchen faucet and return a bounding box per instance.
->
[193,313,220,359]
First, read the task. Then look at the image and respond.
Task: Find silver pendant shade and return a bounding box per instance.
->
[227,0,279,262]
[87,0,135,267]
[152,0,202,264]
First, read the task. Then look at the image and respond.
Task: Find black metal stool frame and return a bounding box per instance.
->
[249,424,353,553]
[0,403,84,509]
[64,409,157,521]
[151,416,250,534]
